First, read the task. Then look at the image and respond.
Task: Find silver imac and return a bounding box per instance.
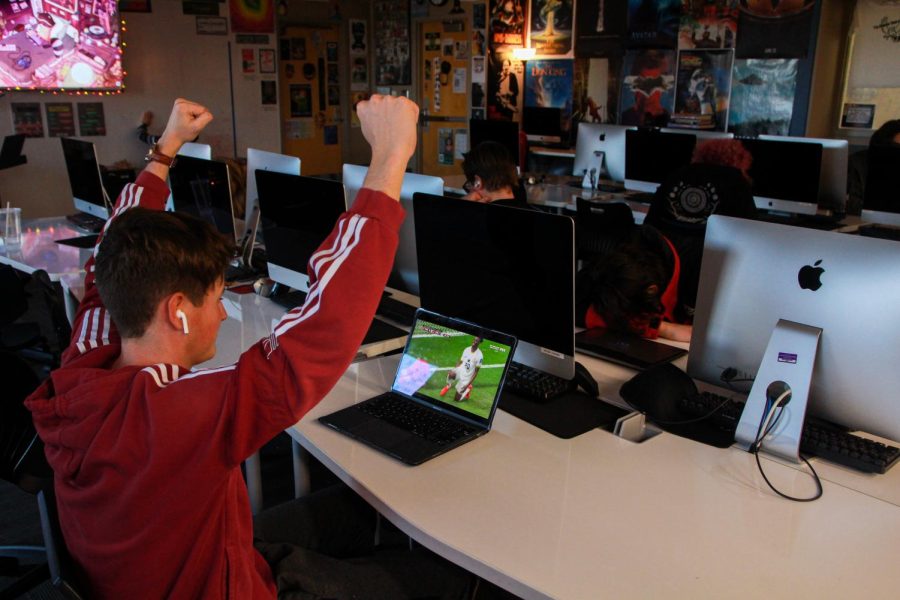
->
[860,145,900,226]
[60,137,110,220]
[178,142,212,160]
[342,164,443,296]
[739,138,821,217]
[689,215,900,444]
[572,123,633,183]
[245,149,301,246]
[760,135,848,214]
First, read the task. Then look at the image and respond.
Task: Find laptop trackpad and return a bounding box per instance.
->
[349,418,410,449]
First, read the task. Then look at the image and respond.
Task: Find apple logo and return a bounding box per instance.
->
[798,260,824,291]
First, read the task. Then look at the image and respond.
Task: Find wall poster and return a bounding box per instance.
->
[735,0,816,59]
[728,58,798,136]
[669,49,733,131]
[230,0,275,34]
[289,84,313,117]
[524,59,574,134]
[10,103,43,137]
[618,48,676,127]
[45,102,76,137]
[678,0,739,49]
[373,0,411,85]
[526,0,575,58]
[627,0,681,48]
[77,102,107,136]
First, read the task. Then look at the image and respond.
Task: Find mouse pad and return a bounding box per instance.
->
[499,390,630,439]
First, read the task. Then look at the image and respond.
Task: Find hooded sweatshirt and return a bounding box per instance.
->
[25,170,404,599]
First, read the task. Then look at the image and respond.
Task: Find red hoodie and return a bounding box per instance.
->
[25,171,404,599]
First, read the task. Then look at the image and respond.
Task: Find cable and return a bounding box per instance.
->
[751,389,823,502]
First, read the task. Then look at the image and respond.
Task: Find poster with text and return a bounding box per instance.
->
[627,0,681,48]
[670,49,733,131]
[618,49,675,127]
[678,0,739,49]
[735,1,816,58]
[230,0,274,34]
[524,59,574,133]
[572,58,610,124]
[728,58,798,136]
[11,103,43,138]
[527,0,574,58]
[490,0,527,46]
[77,103,106,136]
[45,103,76,137]
[487,49,525,121]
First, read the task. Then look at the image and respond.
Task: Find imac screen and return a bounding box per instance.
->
[740,138,821,215]
[256,171,345,291]
[169,156,235,241]
[60,137,107,219]
[625,129,696,192]
[414,193,575,379]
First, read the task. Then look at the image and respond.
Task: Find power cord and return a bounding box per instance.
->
[750,389,823,502]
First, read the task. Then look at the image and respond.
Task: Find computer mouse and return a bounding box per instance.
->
[619,363,698,422]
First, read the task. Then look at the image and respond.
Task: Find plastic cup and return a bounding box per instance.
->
[0,207,22,251]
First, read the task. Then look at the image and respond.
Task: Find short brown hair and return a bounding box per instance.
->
[462,141,519,192]
[94,208,234,338]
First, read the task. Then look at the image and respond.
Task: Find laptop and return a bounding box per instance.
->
[319,309,517,465]
[575,327,686,370]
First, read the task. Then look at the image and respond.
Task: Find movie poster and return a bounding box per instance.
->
[490,0,527,46]
[524,60,574,132]
[487,49,525,121]
[728,58,798,136]
[670,49,733,131]
[735,0,816,58]
[627,0,682,48]
[678,0,739,49]
[618,49,676,127]
[527,0,575,58]
[230,0,274,34]
[572,58,610,124]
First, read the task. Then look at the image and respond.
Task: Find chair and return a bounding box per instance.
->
[0,349,84,599]
[571,197,635,264]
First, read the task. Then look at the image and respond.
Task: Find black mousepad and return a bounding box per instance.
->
[499,390,630,439]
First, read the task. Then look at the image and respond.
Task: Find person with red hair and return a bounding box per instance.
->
[643,137,758,319]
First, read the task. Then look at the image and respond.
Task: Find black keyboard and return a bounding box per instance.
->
[271,290,308,310]
[359,394,475,446]
[678,393,900,474]
[504,362,575,402]
[376,295,417,326]
[756,212,844,231]
[66,212,106,233]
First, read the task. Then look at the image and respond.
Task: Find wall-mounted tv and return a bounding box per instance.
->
[0,0,123,91]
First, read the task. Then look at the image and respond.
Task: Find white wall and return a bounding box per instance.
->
[0,0,280,218]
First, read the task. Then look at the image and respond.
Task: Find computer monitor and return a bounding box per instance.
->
[739,138,822,217]
[414,194,575,379]
[572,123,633,182]
[661,128,734,143]
[342,164,444,295]
[245,148,302,241]
[60,137,110,220]
[169,156,236,241]
[860,145,900,226]
[178,143,212,160]
[522,106,564,145]
[689,215,900,444]
[469,119,520,170]
[256,171,346,294]
[624,129,696,193]
[760,135,848,214]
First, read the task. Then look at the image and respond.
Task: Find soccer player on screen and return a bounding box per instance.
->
[440,336,484,402]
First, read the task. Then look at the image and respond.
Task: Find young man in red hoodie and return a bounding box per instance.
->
[26,97,469,598]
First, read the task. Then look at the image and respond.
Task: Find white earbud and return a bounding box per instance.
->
[175,309,189,335]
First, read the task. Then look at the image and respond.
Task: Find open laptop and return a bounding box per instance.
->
[319,309,517,465]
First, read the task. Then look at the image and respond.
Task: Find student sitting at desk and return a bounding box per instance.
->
[26,97,470,598]
[577,225,692,342]
[644,138,757,317]
[461,141,530,208]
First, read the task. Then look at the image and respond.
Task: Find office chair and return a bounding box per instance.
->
[0,349,84,599]
[571,197,635,264]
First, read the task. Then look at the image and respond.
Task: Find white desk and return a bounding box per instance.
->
[0,216,92,281]
[286,352,900,599]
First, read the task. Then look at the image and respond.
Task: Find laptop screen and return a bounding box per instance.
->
[392,311,516,427]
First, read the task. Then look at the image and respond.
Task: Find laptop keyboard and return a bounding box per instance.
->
[359,394,476,446]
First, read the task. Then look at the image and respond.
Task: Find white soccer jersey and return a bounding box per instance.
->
[459,346,483,379]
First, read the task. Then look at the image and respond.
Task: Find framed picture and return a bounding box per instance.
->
[119,0,152,13]
[290,84,313,118]
[259,48,276,73]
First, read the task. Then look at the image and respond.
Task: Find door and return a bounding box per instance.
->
[279,25,342,175]
[418,19,470,178]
